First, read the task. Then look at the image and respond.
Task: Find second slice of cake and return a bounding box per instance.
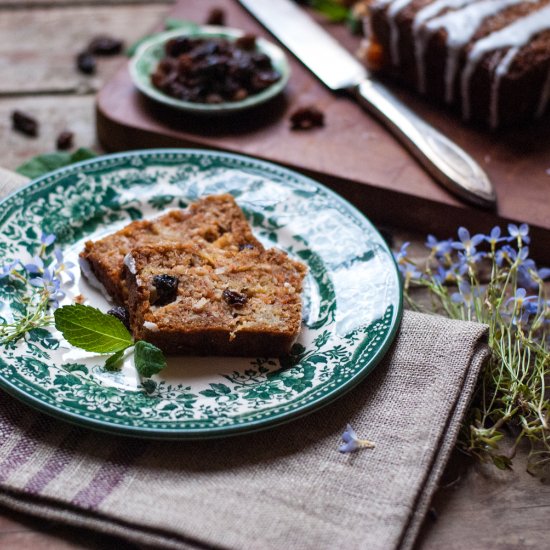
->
[80,194,262,305]
[124,243,307,356]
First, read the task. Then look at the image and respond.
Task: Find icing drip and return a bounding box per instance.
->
[461,4,550,122]
[387,0,416,65]
[536,65,550,117]
[413,0,478,93]
[490,46,519,128]
[424,0,523,103]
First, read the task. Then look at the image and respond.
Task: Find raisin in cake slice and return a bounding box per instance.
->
[124,243,307,356]
[79,194,262,305]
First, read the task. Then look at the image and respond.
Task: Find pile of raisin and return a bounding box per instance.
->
[150,34,281,104]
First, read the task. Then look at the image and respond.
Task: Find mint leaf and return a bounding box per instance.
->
[54,304,133,353]
[104,349,125,371]
[16,148,97,179]
[134,340,166,378]
[70,148,97,163]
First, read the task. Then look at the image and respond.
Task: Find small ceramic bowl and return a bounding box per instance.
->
[129,26,291,115]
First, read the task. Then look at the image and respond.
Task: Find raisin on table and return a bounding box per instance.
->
[11,110,39,137]
[76,52,96,75]
[289,106,325,130]
[56,130,74,151]
[88,35,124,56]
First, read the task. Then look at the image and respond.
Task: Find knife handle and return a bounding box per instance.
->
[354,79,496,208]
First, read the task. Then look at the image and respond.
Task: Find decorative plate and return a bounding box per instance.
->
[0,149,402,439]
[129,27,291,114]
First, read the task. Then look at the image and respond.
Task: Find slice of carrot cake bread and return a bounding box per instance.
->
[124,242,307,356]
[79,194,262,304]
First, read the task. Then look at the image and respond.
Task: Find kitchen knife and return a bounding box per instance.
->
[238,0,496,208]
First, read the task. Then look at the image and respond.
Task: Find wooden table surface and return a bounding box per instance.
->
[0,1,548,549]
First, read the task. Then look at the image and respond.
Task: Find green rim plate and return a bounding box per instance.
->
[0,149,402,439]
[129,27,291,114]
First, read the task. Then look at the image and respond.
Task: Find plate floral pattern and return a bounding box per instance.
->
[0,150,402,438]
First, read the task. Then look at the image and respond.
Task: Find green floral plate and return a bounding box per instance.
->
[129,27,291,114]
[0,149,402,439]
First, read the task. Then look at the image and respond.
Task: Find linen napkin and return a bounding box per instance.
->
[0,170,489,549]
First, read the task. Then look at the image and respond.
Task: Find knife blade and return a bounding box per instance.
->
[238,0,496,208]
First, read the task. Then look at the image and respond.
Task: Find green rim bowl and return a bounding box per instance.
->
[129,26,291,115]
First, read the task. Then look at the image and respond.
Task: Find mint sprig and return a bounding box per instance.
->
[54,305,166,391]
[104,349,126,372]
[16,148,97,179]
[54,304,132,353]
[134,340,166,378]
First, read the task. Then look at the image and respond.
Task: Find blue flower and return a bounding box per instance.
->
[0,260,20,280]
[508,223,530,244]
[53,248,76,284]
[505,287,528,308]
[338,424,375,453]
[400,262,422,280]
[24,256,44,274]
[504,288,540,325]
[433,261,467,285]
[393,243,422,280]
[393,242,410,265]
[452,227,485,257]
[29,268,65,308]
[451,281,482,308]
[517,258,539,290]
[485,226,507,247]
[40,233,56,247]
[425,235,453,257]
[495,245,529,267]
[523,300,543,316]
[433,265,454,285]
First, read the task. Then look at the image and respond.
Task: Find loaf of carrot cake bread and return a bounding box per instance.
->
[124,243,307,356]
[364,0,550,127]
[79,194,262,304]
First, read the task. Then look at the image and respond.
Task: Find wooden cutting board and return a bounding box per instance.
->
[96,0,550,261]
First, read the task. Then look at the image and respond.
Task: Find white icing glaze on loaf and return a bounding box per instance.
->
[387,0,416,64]
[412,0,478,93]
[490,46,519,127]
[423,0,523,102]
[461,4,550,121]
[373,0,550,125]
